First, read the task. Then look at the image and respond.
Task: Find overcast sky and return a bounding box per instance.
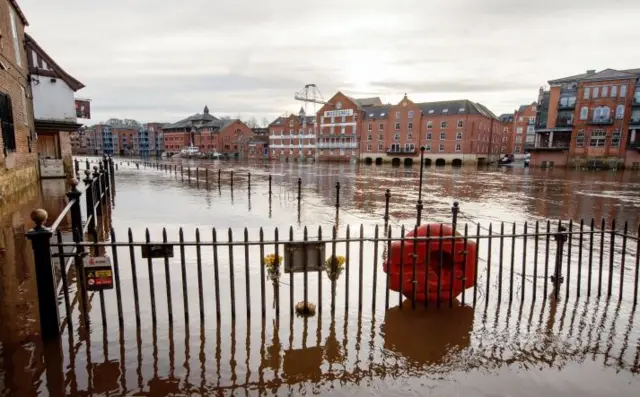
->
[19,0,640,125]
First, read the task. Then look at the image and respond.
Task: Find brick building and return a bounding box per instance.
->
[359,95,503,166]
[498,113,514,154]
[512,102,537,155]
[1,0,37,198]
[163,106,254,158]
[268,108,316,160]
[246,135,269,160]
[531,68,640,169]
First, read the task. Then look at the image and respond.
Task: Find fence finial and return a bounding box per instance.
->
[30,209,48,229]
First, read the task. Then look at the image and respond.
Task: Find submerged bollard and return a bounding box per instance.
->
[297,178,302,201]
[335,182,341,209]
[551,225,567,294]
[452,202,459,231]
[384,189,391,223]
[268,174,272,196]
[218,169,221,185]
[230,170,234,188]
[248,172,251,190]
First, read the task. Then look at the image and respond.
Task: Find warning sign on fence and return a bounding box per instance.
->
[84,256,114,291]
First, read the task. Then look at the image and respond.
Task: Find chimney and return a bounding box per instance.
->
[587,69,596,75]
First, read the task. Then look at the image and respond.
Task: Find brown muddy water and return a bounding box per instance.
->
[1,158,640,396]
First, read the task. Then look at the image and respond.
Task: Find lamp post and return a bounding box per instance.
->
[416,146,425,226]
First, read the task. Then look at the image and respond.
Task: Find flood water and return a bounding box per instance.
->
[1,158,640,396]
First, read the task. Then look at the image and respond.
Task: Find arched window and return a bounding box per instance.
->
[580,106,589,120]
[616,105,625,119]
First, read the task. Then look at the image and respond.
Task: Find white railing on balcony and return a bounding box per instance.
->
[317,142,358,149]
[271,133,317,140]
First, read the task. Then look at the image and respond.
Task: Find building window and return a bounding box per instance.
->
[455,143,461,152]
[10,8,22,67]
[602,86,608,97]
[367,143,372,151]
[378,143,384,151]
[341,126,346,134]
[407,122,413,130]
[393,133,400,141]
[515,146,521,153]
[621,84,628,97]
[408,111,414,118]
[518,116,523,122]
[440,131,446,140]
[616,105,625,119]
[395,122,400,130]
[0,93,17,153]
[584,87,590,99]
[580,106,589,120]
[611,86,618,97]
[407,132,413,141]
[378,133,384,141]
[593,86,599,98]
[390,143,400,152]
[503,127,508,133]
[439,144,445,152]
[426,132,432,140]
[527,125,535,133]
[442,109,448,114]
[457,120,464,128]
[516,127,523,134]
[441,121,447,128]
[515,136,522,143]
[593,106,611,121]
[367,134,372,141]
[289,120,294,127]
[368,123,372,131]
[456,132,463,140]
[589,129,606,147]
[379,123,384,131]
[341,116,346,123]
[611,129,621,147]
[395,111,400,119]
[427,121,433,129]
[425,144,431,152]
[404,143,415,152]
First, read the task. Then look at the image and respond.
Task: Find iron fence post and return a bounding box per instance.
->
[551,225,567,291]
[83,170,95,230]
[74,158,80,178]
[93,166,102,216]
[25,209,60,341]
[384,189,390,224]
[452,201,459,231]
[66,179,83,240]
[335,181,341,209]
[109,157,115,193]
[416,146,425,226]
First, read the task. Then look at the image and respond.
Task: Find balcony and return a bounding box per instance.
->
[555,118,573,128]
[629,141,640,152]
[317,142,358,149]
[633,97,640,107]
[588,117,613,125]
[557,102,576,111]
[630,118,640,125]
[386,148,418,156]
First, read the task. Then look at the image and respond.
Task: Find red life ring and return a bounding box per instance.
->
[383,223,477,303]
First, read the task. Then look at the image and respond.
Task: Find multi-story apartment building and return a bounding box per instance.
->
[147,122,164,157]
[1,0,37,197]
[498,113,514,154]
[315,93,381,162]
[513,102,538,155]
[359,95,502,166]
[268,108,316,160]
[531,68,640,169]
[163,106,254,157]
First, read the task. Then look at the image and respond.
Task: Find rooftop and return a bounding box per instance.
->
[549,68,640,85]
[163,106,220,130]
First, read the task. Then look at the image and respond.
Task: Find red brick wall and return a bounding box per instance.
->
[316,92,359,161]
[163,131,189,153]
[269,114,316,159]
[514,103,537,154]
[1,0,37,196]
[218,120,254,157]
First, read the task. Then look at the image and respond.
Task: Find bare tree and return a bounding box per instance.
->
[245,116,258,128]
[261,117,271,127]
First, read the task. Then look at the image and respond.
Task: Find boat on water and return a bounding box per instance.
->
[498,153,531,168]
[180,145,201,158]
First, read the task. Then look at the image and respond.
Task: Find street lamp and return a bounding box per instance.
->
[416,146,425,227]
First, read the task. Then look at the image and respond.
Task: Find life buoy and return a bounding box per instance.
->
[383,223,477,303]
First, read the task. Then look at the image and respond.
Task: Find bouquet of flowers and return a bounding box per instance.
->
[264,253,283,282]
[324,255,345,281]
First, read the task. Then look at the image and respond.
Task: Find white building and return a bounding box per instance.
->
[26,33,85,178]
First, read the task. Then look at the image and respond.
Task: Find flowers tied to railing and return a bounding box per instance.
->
[264,253,283,282]
[324,255,345,281]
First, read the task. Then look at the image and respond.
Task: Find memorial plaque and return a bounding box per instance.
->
[284,242,325,273]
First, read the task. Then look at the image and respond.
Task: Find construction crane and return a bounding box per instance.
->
[294,84,331,115]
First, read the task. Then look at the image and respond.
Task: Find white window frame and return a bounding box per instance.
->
[378,133,384,141]
[602,86,608,97]
[408,111,414,118]
[368,123,372,131]
[516,127,523,134]
[518,116,523,122]
[455,143,461,152]
[616,105,625,120]
[367,134,372,141]
[593,86,599,98]
[440,131,446,140]
[394,122,400,130]
[457,120,464,128]
[378,142,384,151]
[584,87,590,99]
[426,132,432,140]
[426,121,433,129]
[367,143,372,151]
[455,132,462,140]
[425,144,431,152]
[378,123,384,131]
[576,130,585,147]
[438,144,445,152]
[621,85,628,97]
[440,121,447,128]
[404,143,415,152]
[611,86,618,97]
[589,129,606,148]
[407,121,413,130]
[580,107,589,120]
[393,133,400,141]
[395,111,400,119]
[611,129,621,148]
